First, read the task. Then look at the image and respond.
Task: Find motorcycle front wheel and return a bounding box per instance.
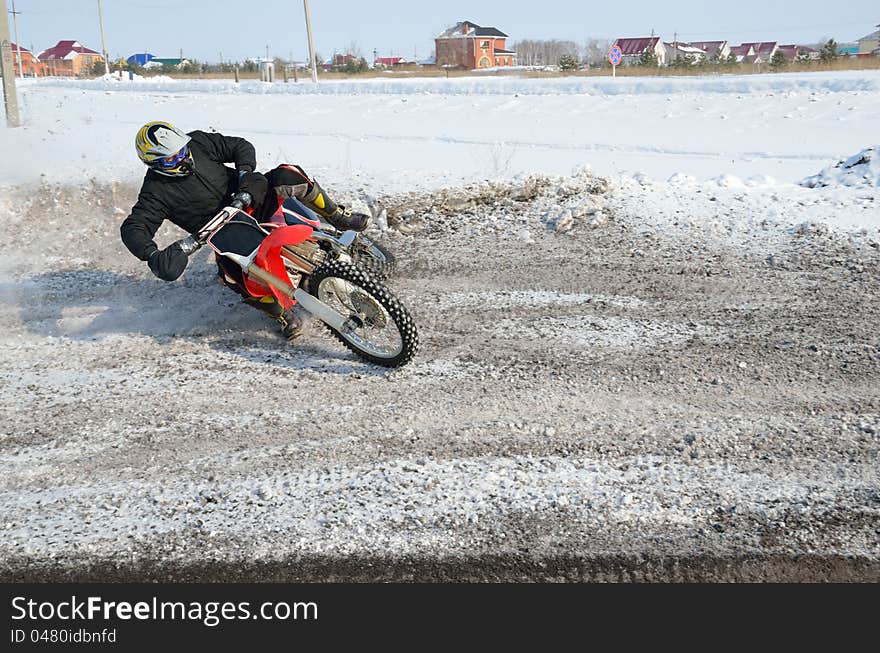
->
[307,260,418,368]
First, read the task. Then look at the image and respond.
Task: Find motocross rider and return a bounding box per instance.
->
[120,121,370,340]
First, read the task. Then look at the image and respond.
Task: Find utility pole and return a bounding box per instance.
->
[96,0,110,75]
[0,0,21,126]
[9,0,21,76]
[303,0,318,83]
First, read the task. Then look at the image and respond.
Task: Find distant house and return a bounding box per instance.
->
[777,44,819,62]
[374,56,407,68]
[38,40,105,76]
[332,53,359,67]
[613,37,667,65]
[858,27,880,54]
[435,20,517,69]
[738,42,778,63]
[10,43,47,77]
[145,57,191,69]
[729,44,755,63]
[687,40,731,60]
[127,53,156,67]
[664,42,707,63]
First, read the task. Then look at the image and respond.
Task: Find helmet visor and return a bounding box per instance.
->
[153,146,188,169]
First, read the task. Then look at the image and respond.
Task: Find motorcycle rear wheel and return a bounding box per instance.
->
[307,260,418,367]
[350,235,396,280]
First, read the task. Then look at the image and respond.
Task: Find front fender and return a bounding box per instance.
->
[243,225,313,308]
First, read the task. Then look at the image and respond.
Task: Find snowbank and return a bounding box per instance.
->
[98,71,174,84]
[19,69,880,97]
[801,146,880,188]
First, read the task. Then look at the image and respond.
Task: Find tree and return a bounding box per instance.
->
[670,53,696,68]
[335,57,369,74]
[582,38,612,66]
[769,50,788,69]
[819,39,838,63]
[511,39,578,67]
[558,54,579,71]
[639,50,658,67]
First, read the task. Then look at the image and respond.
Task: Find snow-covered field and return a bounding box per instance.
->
[6,70,880,195]
[0,71,878,581]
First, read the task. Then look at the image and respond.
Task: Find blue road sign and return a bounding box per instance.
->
[608,45,623,66]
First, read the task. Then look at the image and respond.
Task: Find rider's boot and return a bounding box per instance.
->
[242,296,304,341]
[301,181,371,232]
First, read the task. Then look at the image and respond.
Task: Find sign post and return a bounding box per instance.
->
[608,45,622,79]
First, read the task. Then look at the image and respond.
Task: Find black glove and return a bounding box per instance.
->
[148,244,189,281]
[237,171,268,207]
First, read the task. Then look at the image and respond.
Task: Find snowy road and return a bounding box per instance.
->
[0,72,878,580]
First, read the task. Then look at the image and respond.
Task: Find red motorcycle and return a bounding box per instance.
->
[179,194,418,368]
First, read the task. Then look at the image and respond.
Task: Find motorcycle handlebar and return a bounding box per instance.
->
[191,192,253,247]
[230,192,252,210]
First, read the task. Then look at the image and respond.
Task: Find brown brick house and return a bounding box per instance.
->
[10,43,47,77]
[38,40,105,76]
[435,20,517,69]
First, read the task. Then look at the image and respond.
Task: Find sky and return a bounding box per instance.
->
[7,0,879,62]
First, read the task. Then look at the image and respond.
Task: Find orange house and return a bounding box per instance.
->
[10,43,47,77]
[435,20,517,69]
[38,40,105,76]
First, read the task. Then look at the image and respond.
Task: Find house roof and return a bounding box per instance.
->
[150,58,188,66]
[665,43,706,55]
[9,42,38,60]
[859,30,880,41]
[494,48,517,55]
[729,44,755,56]
[375,57,405,65]
[38,40,101,61]
[777,44,817,59]
[437,20,508,39]
[127,53,156,65]
[740,42,777,56]
[688,41,727,55]
[614,37,661,55]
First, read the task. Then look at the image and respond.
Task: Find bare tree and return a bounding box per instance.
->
[345,41,363,58]
[512,39,579,67]
[582,38,613,66]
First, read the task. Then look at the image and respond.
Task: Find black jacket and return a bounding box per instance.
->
[120,130,257,261]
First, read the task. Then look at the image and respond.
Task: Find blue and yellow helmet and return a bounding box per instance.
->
[135,121,193,177]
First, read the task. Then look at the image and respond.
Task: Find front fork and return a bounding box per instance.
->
[220,252,353,334]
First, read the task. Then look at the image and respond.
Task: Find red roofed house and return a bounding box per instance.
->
[10,43,47,77]
[687,40,731,61]
[777,44,819,62]
[729,44,756,63]
[435,20,517,69]
[374,57,407,68]
[664,42,708,63]
[738,42,778,64]
[613,37,667,65]
[38,40,105,76]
